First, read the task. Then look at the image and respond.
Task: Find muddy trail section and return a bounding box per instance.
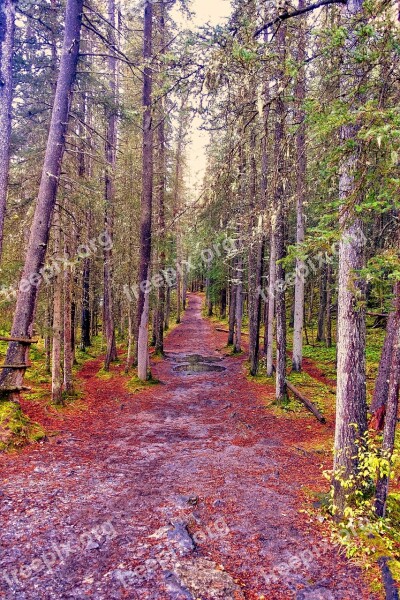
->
[0,294,378,600]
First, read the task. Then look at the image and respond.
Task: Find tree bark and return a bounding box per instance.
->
[370,307,398,427]
[325,263,333,348]
[317,264,327,342]
[63,240,74,394]
[51,208,63,405]
[103,0,118,371]
[137,0,154,381]
[266,230,276,376]
[234,253,243,353]
[228,265,236,345]
[0,0,83,400]
[154,1,167,355]
[248,128,263,376]
[274,19,288,402]
[220,286,227,319]
[292,0,307,372]
[375,284,400,517]
[0,0,15,262]
[333,0,367,516]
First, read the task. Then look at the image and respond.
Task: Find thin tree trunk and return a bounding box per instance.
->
[220,287,227,319]
[125,306,134,372]
[0,0,83,400]
[154,1,166,355]
[0,0,15,262]
[63,239,74,394]
[52,208,63,405]
[45,291,52,374]
[103,0,118,371]
[81,253,91,350]
[165,284,170,331]
[317,264,327,342]
[234,253,243,353]
[137,0,154,381]
[274,20,288,402]
[375,284,400,517]
[266,233,276,376]
[370,303,398,428]
[228,266,236,345]
[248,128,262,376]
[325,263,332,348]
[292,0,307,372]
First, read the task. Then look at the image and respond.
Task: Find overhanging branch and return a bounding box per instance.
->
[254,0,347,37]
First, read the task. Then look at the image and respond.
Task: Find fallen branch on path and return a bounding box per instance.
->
[285,380,326,423]
[378,557,399,600]
[214,327,326,423]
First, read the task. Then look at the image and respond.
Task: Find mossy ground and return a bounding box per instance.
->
[0,401,46,452]
[0,335,105,452]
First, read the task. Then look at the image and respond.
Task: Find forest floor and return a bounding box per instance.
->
[0,293,385,599]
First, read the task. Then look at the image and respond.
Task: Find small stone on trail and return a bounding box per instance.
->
[296,588,335,600]
[171,558,245,599]
[167,521,196,555]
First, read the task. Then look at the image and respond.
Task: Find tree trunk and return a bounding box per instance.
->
[266,233,276,376]
[137,0,154,381]
[326,263,332,348]
[333,0,367,516]
[0,0,83,400]
[274,20,288,402]
[165,284,170,331]
[125,306,134,372]
[154,1,166,355]
[228,267,236,345]
[292,0,307,372]
[317,264,327,342]
[81,253,91,350]
[248,128,262,376]
[370,307,398,427]
[234,254,243,353]
[45,291,52,374]
[63,240,74,394]
[0,0,15,262]
[220,287,227,319]
[51,208,63,405]
[103,0,118,371]
[375,284,400,517]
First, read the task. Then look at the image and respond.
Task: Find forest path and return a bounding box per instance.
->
[0,293,378,599]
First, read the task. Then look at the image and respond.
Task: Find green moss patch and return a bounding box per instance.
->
[0,401,46,452]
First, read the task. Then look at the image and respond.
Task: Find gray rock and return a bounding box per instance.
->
[296,588,335,600]
[167,522,196,555]
[172,558,245,599]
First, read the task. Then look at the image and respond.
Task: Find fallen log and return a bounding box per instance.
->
[215,327,326,423]
[0,336,39,344]
[285,380,326,423]
[378,557,399,600]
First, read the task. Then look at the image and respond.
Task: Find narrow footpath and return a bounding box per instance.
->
[0,293,378,599]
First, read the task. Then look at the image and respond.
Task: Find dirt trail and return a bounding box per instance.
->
[0,293,378,599]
